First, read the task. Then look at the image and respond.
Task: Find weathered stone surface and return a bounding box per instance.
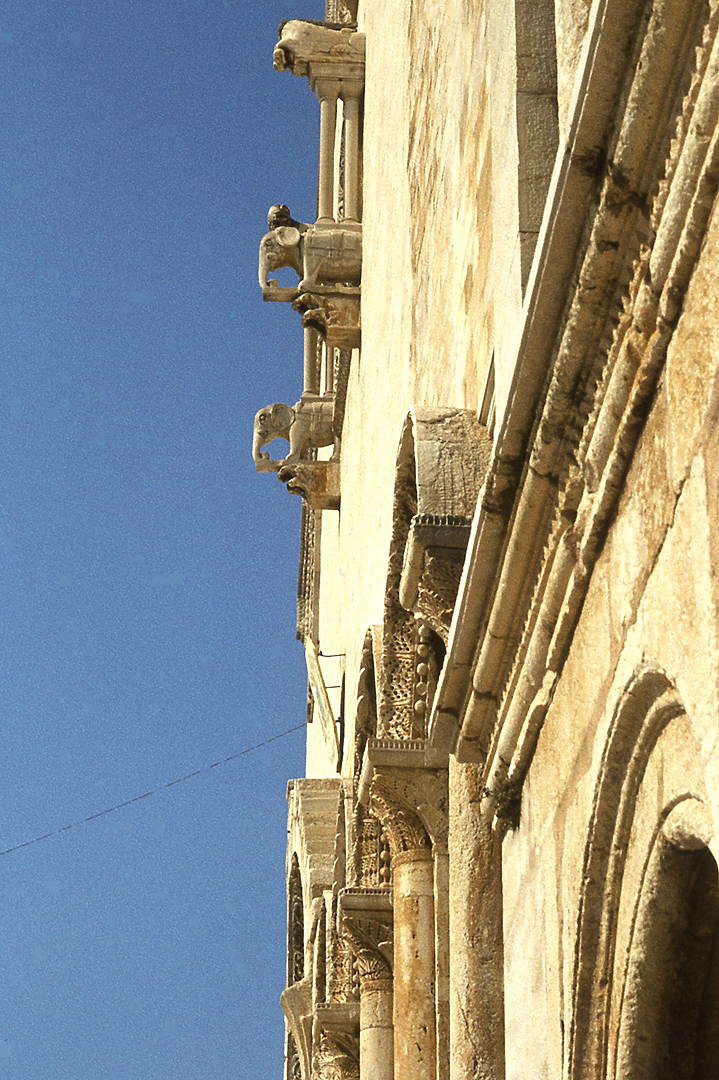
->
[267,4,719,1080]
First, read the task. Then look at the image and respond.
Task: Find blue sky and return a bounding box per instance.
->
[0,1,325,1076]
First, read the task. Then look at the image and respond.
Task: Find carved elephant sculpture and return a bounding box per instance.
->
[273,20,366,77]
[253,397,336,473]
[259,212,362,301]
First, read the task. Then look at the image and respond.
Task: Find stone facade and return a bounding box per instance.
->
[252,1,719,1078]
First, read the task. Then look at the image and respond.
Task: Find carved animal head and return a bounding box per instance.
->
[258,227,303,292]
[253,403,296,473]
[254,402,294,442]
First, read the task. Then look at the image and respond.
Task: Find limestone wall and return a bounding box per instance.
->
[308,0,540,775]
[502,195,719,1078]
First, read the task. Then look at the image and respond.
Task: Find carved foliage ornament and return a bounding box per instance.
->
[368,776,431,857]
[342,911,393,989]
[312,1031,359,1080]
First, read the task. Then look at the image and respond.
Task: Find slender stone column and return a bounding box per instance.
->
[393,848,437,1080]
[448,758,505,1080]
[316,79,339,222]
[339,888,394,1080]
[433,847,450,1080]
[303,327,319,395]
[342,86,362,222]
[360,976,393,1080]
[324,345,335,395]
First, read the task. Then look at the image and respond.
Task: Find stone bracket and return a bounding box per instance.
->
[279,460,341,511]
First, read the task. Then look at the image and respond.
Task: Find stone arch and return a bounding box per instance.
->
[568,666,714,1080]
[514,0,559,287]
[614,799,719,1080]
[378,407,491,739]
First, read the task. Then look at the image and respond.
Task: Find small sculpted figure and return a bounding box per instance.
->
[259,204,362,300]
[267,203,309,234]
[252,397,336,473]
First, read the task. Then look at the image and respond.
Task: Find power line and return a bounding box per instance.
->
[0,722,306,858]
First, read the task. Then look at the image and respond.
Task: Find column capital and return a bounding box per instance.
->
[312,1029,360,1080]
[339,887,393,990]
[369,765,449,853]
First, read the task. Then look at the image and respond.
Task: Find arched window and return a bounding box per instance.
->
[616,803,719,1080]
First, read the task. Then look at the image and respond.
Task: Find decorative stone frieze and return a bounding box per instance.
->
[351,804,390,889]
[324,0,358,25]
[326,920,357,1004]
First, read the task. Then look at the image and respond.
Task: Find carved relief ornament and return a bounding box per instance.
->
[312,1030,360,1080]
[339,886,393,990]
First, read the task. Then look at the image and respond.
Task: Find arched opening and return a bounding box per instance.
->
[616,808,719,1080]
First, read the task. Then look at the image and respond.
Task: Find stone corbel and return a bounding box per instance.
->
[281,976,314,1080]
[259,212,361,304]
[273,21,366,80]
[278,460,341,511]
[293,287,361,350]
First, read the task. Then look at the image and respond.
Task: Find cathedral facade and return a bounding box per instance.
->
[254,1,719,1077]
